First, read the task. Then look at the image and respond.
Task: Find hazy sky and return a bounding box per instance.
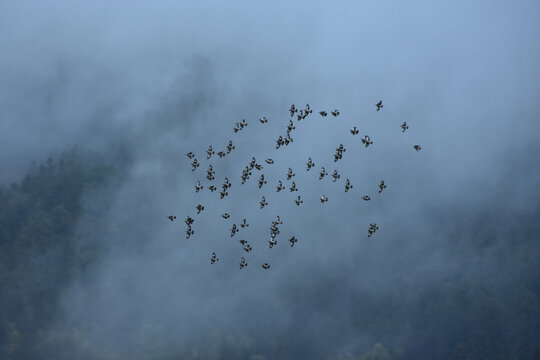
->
[1,0,539,357]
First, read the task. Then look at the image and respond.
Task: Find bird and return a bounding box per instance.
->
[276,136,284,149]
[191,158,200,171]
[185,216,194,226]
[413,145,422,151]
[319,111,327,117]
[320,195,329,203]
[269,238,278,249]
[223,177,232,188]
[220,189,229,199]
[265,158,274,164]
[239,239,248,245]
[206,165,215,181]
[226,140,235,154]
[208,185,217,192]
[167,215,176,221]
[231,224,238,237]
[306,157,315,171]
[378,180,387,193]
[243,244,253,253]
[186,152,195,159]
[186,227,194,239]
[222,213,230,219]
[217,151,226,158]
[368,223,379,237]
[239,257,248,269]
[259,117,268,124]
[350,126,359,135]
[401,122,409,133]
[206,145,214,159]
[262,263,270,269]
[289,236,298,247]
[240,218,249,228]
[361,135,373,147]
[195,181,204,193]
[258,174,267,189]
[345,179,353,192]
[319,167,328,180]
[196,204,204,214]
[362,195,371,201]
[376,100,383,111]
[210,252,219,264]
[240,119,248,128]
[289,104,297,116]
[233,123,242,133]
[289,182,298,192]
[276,180,285,192]
[332,170,340,182]
[295,196,303,206]
[287,168,295,180]
[260,196,268,209]
[331,109,340,116]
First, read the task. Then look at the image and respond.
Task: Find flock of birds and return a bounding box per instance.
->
[170,101,422,269]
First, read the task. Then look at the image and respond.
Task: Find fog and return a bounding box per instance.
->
[1,0,539,357]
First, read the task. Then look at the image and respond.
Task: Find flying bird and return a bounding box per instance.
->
[206,145,214,159]
[262,263,270,269]
[350,126,359,135]
[306,157,315,171]
[319,167,328,180]
[196,204,204,214]
[276,180,285,192]
[186,152,195,159]
[320,195,329,203]
[195,181,203,193]
[331,109,340,116]
[210,252,219,264]
[265,159,274,164]
[222,213,230,219]
[332,170,340,182]
[413,145,422,151]
[295,196,303,206]
[226,140,235,154]
[289,182,298,192]
[239,257,248,269]
[319,111,327,117]
[401,122,409,132]
[260,196,268,209]
[259,117,268,124]
[167,215,176,221]
[345,179,353,192]
[240,218,249,228]
[289,236,298,247]
[287,168,295,180]
[376,100,383,111]
[378,180,387,193]
[362,195,371,201]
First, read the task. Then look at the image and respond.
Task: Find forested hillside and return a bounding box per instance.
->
[1,149,539,359]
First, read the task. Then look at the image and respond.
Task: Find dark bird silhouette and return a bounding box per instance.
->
[239,257,248,269]
[222,213,230,219]
[186,152,195,159]
[413,145,422,151]
[362,195,371,201]
[167,215,176,221]
[240,218,249,228]
[276,180,285,192]
[401,122,409,133]
[260,196,268,209]
[259,117,268,124]
[306,157,315,171]
[265,159,274,164]
[289,182,298,192]
[332,170,340,182]
[287,168,295,180]
[376,100,383,111]
[345,179,353,192]
[319,167,328,180]
[210,252,219,264]
[378,180,387,194]
[206,145,214,159]
[227,140,235,154]
[331,109,340,116]
[196,204,204,214]
[320,195,328,203]
[350,126,359,135]
[319,111,327,117]
[289,236,298,247]
[295,196,303,206]
[262,263,270,269]
[195,181,203,193]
